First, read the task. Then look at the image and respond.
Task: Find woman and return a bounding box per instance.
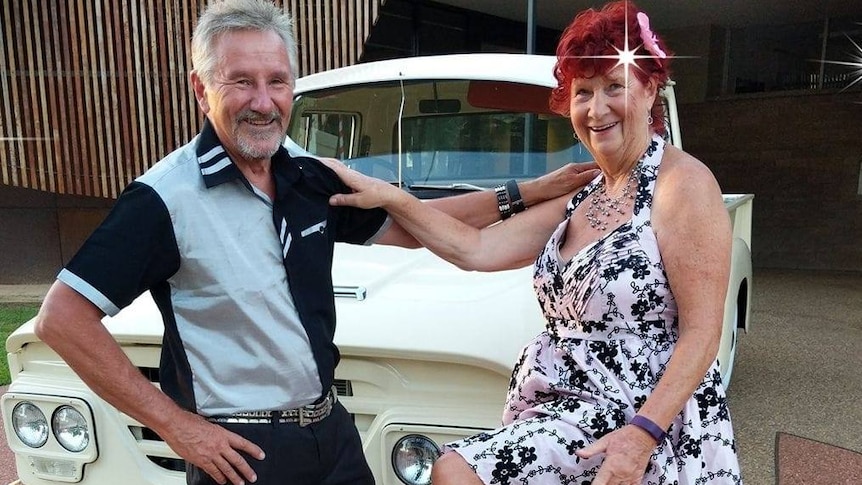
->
[326,2,742,484]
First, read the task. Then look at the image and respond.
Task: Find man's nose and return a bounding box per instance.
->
[249,84,275,112]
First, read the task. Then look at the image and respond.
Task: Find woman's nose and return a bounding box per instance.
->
[588,92,609,118]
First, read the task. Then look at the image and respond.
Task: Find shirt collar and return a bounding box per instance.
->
[195,118,301,189]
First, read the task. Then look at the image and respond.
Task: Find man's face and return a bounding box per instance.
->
[191,29,294,164]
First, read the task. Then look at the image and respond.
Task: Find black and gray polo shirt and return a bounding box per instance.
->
[59,119,388,416]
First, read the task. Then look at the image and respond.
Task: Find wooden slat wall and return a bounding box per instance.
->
[0,0,384,198]
[287,0,382,80]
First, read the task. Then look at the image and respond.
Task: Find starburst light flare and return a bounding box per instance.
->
[813,29,862,104]
[559,2,670,115]
[565,4,659,75]
[829,34,862,90]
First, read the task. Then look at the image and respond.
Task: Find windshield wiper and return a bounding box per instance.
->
[407,183,486,192]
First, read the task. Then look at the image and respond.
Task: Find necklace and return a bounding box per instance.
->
[585,164,640,232]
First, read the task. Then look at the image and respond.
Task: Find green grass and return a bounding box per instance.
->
[0,303,39,385]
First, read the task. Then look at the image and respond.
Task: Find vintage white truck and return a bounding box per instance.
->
[2,54,753,485]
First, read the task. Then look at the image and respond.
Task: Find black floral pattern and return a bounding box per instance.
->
[491,447,521,484]
[446,135,741,484]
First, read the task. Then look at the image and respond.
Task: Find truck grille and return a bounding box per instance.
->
[127,374,355,472]
[333,378,353,397]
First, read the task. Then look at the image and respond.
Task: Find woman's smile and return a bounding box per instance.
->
[590,121,619,132]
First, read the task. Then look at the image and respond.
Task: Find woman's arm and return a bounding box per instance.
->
[636,147,731,430]
[576,148,732,485]
[372,161,599,248]
[326,160,582,271]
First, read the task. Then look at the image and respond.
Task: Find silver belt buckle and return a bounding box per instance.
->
[300,388,333,426]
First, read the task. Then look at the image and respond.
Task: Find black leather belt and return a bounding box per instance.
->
[207,389,337,426]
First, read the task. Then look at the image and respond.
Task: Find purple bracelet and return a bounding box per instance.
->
[630,415,667,443]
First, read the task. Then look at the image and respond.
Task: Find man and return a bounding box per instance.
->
[34,1,598,484]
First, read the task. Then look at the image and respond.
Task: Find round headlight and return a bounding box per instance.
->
[52,405,90,452]
[391,434,440,485]
[11,401,49,448]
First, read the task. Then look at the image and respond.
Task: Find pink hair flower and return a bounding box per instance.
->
[637,12,666,59]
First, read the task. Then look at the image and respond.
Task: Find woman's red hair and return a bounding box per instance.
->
[550,1,672,134]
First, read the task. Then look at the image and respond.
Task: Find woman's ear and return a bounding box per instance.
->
[646,77,659,102]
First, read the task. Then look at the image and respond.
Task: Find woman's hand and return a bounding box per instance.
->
[576,425,656,485]
[323,158,394,208]
[524,161,599,203]
[322,158,400,209]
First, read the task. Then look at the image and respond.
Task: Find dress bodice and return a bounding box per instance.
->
[533,135,678,342]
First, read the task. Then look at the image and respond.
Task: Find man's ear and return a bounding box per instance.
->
[189,70,210,114]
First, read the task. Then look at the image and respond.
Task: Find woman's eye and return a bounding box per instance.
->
[607,83,625,95]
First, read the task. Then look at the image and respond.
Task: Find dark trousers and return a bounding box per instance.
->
[187,402,374,485]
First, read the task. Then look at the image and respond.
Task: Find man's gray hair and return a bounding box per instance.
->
[191,0,299,85]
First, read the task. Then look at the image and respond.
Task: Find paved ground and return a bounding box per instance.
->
[726,269,862,483]
[0,285,49,304]
[0,384,14,484]
[1,269,860,484]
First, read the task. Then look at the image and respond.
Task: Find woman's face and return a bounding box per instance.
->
[569,65,657,164]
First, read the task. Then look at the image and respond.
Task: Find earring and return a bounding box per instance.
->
[572,132,579,141]
[647,115,654,125]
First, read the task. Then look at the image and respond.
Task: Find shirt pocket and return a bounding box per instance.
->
[300,220,327,238]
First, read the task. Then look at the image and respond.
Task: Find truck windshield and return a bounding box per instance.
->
[288,79,593,196]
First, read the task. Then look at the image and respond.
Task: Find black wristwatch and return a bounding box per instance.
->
[506,179,526,215]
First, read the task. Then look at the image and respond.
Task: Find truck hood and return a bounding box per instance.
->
[331,244,543,375]
[8,244,543,376]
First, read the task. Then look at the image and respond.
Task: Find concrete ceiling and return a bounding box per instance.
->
[432,0,862,31]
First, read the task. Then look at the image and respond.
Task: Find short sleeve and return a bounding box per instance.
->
[333,203,389,245]
[59,181,180,316]
[290,154,389,245]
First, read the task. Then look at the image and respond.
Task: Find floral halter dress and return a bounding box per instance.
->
[446,135,743,484]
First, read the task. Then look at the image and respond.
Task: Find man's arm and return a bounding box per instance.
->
[375,162,598,247]
[35,282,265,485]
